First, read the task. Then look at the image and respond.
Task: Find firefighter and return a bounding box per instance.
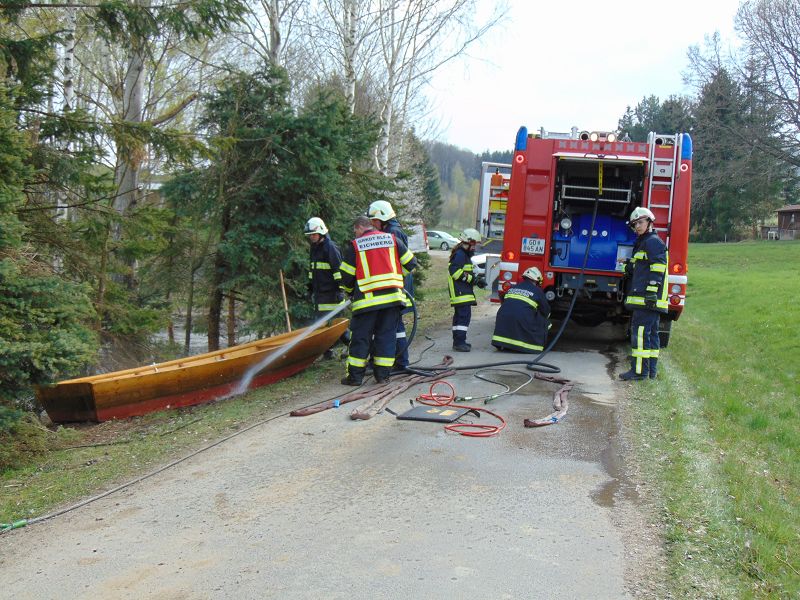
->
[491,267,550,353]
[367,200,413,371]
[304,217,349,357]
[338,215,417,386]
[619,207,668,381]
[448,228,482,352]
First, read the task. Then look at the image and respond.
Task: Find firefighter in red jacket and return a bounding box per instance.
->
[338,215,417,386]
[620,207,668,381]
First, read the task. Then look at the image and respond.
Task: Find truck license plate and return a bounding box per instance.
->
[521,237,545,255]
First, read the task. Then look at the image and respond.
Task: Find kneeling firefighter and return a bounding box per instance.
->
[338,215,416,386]
[491,266,550,353]
[620,207,668,381]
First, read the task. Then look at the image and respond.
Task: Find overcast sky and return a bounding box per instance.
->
[426,0,744,153]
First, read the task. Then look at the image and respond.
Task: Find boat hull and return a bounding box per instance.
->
[36,318,349,423]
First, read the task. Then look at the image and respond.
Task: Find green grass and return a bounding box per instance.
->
[1,253,460,527]
[627,240,800,598]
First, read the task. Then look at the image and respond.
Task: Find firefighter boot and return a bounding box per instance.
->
[648,358,658,379]
[619,358,648,381]
[373,366,391,384]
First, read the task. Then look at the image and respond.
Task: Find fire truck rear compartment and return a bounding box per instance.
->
[548,159,644,324]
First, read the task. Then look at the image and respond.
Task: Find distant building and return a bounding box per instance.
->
[776,204,800,240]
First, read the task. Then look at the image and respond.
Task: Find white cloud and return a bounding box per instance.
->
[427,0,743,152]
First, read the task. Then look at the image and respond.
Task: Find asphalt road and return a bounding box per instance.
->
[0,302,657,599]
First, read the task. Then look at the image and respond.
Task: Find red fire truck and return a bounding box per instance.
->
[489,127,692,346]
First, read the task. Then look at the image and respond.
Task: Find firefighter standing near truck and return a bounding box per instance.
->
[491,267,550,353]
[339,215,416,386]
[448,228,482,352]
[620,207,668,381]
[368,200,414,371]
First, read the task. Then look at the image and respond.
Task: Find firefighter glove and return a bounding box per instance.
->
[476,276,487,289]
[644,291,658,308]
[623,260,633,278]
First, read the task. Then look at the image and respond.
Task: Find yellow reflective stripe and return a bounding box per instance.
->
[451,295,476,304]
[347,356,368,367]
[313,262,332,270]
[359,274,404,292]
[650,349,660,358]
[633,251,647,260]
[400,250,414,264]
[650,263,667,273]
[333,271,342,280]
[318,300,347,311]
[507,294,539,310]
[451,268,464,280]
[492,335,542,351]
[351,290,405,311]
[340,261,356,275]
[358,250,370,279]
[341,285,353,293]
[308,272,313,279]
[627,296,645,305]
[373,356,394,367]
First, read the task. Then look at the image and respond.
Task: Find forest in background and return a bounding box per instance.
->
[1,0,800,422]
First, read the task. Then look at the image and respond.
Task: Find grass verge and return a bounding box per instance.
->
[625,241,800,598]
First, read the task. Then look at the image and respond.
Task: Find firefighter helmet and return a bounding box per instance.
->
[303,217,328,236]
[367,200,396,221]
[628,207,655,225]
[522,267,543,284]
[459,228,481,243]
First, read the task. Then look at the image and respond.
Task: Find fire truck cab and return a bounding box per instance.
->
[491,126,693,347]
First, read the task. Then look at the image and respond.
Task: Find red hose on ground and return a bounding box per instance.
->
[415,381,506,438]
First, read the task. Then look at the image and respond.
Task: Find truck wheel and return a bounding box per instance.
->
[658,318,672,348]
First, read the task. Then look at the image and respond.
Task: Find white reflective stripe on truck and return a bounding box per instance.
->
[499,262,519,272]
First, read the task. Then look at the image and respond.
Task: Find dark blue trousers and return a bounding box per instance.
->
[629,309,660,375]
[452,304,472,344]
[346,307,400,380]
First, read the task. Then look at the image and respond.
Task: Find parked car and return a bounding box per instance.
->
[427,230,460,250]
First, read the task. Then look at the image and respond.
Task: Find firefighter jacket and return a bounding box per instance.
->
[624,230,668,313]
[491,279,550,353]
[448,245,476,306]
[339,229,416,314]
[381,218,414,303]
[308,235,345,311]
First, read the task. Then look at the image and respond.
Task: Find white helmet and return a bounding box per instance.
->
[522,267,543,283]
[367,200,396,221]
[628,207,655,225]
[459,228,481,243]
[303,217,328,236]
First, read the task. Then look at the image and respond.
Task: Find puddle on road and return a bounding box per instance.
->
[496,335,637,509]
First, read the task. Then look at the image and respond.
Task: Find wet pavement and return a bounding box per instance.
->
[0,302,649,599]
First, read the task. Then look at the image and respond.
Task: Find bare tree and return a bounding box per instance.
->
[736,0,800,166]
[372,0,506,175]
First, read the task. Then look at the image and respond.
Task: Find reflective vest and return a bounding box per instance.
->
[339,230,415,313]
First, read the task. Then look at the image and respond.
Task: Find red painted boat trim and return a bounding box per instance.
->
[94,357,315,421]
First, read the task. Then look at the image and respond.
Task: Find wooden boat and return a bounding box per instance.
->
[36,318,349,423]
